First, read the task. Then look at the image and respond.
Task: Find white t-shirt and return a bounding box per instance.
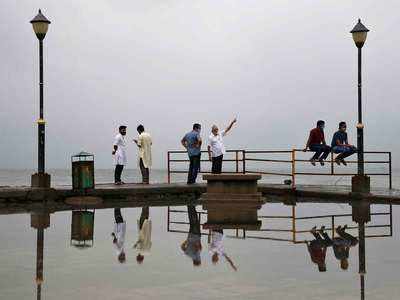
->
[208,130,226,158]
[113,221,126,255]
[113,133,127,165]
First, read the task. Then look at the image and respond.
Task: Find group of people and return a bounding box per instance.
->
[306,225,358,272]
[112,125,152,185]
[111,207,152,264]
[304,120,357,166]
[181,118,237,184]
[180,205,237,270]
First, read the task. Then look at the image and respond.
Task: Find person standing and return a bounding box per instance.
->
[133,206,152,264]
[303,120,331,166]
[111,208,126,263]
[209,229,237,271]
[207,118,237,174]
[181,124,202,184]
[331,122,357,166]
[134,125,152,184]
[112,126,127,185]
[180,205,202,266]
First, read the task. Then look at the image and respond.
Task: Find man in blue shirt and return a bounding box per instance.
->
[181,123,202,184]
[331,122,357,165]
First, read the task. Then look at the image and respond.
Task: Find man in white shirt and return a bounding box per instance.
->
[112,126,127,185]
[208,118,237,174]
[111,208,126,263]
[133,125,152,184]
[133,206,152,264]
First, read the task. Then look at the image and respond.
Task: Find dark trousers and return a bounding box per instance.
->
[333,146,357,160]
[114,208,124,224]
[139,206,149,229]
[337,228,358,247]
[309,144,331,161]
[139,158,149,183]
[114,165,124,183]
[187,154,201,184]
[187,205,201,235]
[211,155,223,174]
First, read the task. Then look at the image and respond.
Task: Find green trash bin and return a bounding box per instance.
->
[71,151,95,190]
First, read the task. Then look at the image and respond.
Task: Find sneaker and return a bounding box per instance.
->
[310,159,316,166]
[341,159,347,166]
[319,159,325,166]
[310,226,317,234]
[335,158,341,166]
[320,226,326,233]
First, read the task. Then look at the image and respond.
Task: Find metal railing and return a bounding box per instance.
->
[167,205,393,244]
[167,149,392,189]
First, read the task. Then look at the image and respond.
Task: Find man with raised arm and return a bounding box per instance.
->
[181,124,202,184]
[208,118,237,174]
[303,120,331,166]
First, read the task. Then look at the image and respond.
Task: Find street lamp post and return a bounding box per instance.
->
[350,19,370,193]
[30,9,51,188]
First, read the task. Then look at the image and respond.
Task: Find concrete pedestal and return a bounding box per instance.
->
[201,174,265,230]
[352,175,370,194]
[31,173,51,188]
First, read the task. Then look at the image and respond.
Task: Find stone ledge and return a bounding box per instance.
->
[202,174,262,181]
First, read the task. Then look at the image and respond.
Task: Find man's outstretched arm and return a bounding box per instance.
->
[223,118,237,136]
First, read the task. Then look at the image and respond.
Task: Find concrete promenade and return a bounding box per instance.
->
[0,182,399,215]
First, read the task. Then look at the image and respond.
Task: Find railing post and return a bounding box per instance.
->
[235,150,239,173]
[291,150,296,188]
[389,152,392,189]
[242,150,246,174]
[331,151,334,175]
[332,215,335,239]
[390,204,393,236]
[167,151,171,184]
[292,206,296,243]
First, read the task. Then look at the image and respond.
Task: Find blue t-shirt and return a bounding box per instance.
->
[331,131,348,148]
[184,130,201,157]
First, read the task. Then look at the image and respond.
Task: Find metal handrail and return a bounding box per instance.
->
[167,148,393,189]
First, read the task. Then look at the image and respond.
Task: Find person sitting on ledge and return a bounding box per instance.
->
[303,120,331,166]
[306,226,330,272]
[331,225,358,270]
[331,121,357,166]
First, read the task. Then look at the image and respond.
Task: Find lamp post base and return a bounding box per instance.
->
[31,173,51,188]
[352,175,370,193]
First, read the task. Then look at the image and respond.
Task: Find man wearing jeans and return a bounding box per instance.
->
[331,121,357,166]
[208,118,237,174]
[303,120,331,166]
[181,124,202,184]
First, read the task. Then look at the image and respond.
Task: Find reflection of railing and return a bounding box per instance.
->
[167,205,393,244]
[167,149,392,189]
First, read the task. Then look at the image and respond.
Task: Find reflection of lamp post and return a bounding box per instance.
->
[350,19,370,193]
[31,212,50,300]
[30,9,51,188]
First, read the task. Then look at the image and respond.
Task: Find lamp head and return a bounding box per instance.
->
[350,19,369,48]
[30,9,51,40]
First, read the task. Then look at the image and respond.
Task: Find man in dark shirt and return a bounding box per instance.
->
[331,122,357,165]
[303,120,331,166]
[306,226,331,272]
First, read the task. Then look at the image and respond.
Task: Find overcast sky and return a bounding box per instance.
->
[1,1,399,170]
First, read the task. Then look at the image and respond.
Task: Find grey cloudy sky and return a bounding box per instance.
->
[1,0,399,170]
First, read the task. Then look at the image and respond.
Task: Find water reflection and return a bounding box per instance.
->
[16,202,395,299]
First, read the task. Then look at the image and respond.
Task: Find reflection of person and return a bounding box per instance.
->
[209,229,237,271]
[306,226,330,272]
[331,225,359,270]
[112,126,127,185]
[111,208,126,263]
[133,207,152,264]
[133,125,152,184]
[180,205,202,266]
[207,118,237,174]
[181,124,202,184]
